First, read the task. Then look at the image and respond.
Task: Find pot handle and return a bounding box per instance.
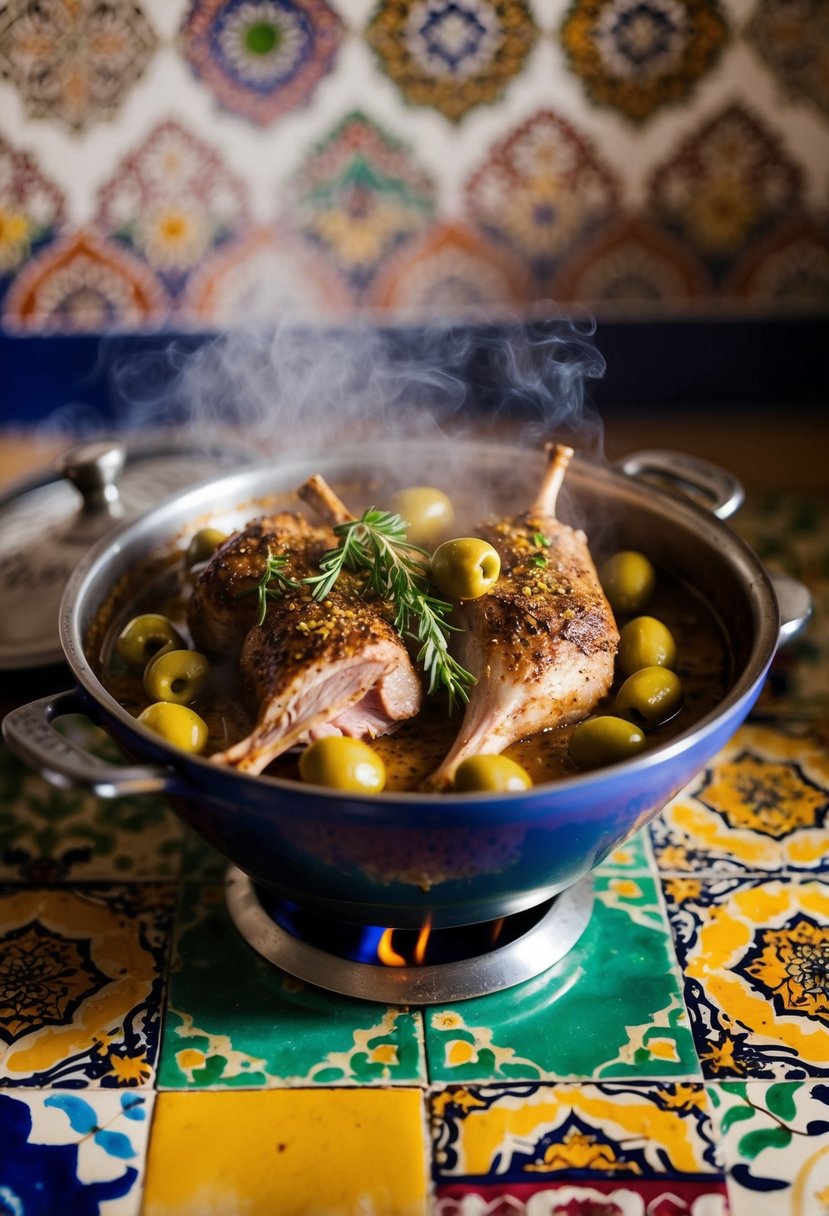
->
[2,689,180,798]
[616,449,745,520]
[771,571,813,648]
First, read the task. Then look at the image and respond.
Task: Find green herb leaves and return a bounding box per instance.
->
[307,508,475,710]
[239,548,300,626]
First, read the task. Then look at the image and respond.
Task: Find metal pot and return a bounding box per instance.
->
[2,441,811,929]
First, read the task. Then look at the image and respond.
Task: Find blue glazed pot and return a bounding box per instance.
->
[3,441,804,928]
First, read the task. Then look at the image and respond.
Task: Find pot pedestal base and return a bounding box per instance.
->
[224,866,595,1005]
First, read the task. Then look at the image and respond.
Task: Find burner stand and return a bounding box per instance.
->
[225,867,595,1004]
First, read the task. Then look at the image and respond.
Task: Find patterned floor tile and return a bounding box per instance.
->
[599,826,653,872]
[0,885,175,1088]
[0,1088,153,1215]
[663,876,829,1079]
[143,1088,429,1215]
[157,883,426,1088]
[737,490,829,718]
[0,742,184,883]
[430,1081,727,1213]
[709,1080,829,1216]
[650,722,829,875]
[424,874,698,1083]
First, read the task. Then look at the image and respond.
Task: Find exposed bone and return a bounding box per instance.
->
[532,443,574,519]
[298,474,352,526]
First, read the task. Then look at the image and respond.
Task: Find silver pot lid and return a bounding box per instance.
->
[0,434,255,671]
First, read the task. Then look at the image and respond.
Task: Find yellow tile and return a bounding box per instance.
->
[143,1088,429,1216]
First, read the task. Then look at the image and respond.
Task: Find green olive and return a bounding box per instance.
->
[617,615,677,676]
[137,702,208,754]
[116,614,183,670]
[454,755,533,793]
[569,715,647,771]
[600,551,656,614]
[299,737,386,793]
[143,648,211,705]
[616,666,683,729]
[388,486,454,549]
[431,537,501,601]
[186,527,228,567]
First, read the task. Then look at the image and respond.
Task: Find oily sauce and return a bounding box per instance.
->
[96,556,731,792]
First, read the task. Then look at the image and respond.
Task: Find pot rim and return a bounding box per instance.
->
[58,437,779,807]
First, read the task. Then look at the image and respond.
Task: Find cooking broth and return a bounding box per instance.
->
[94,543,731,791]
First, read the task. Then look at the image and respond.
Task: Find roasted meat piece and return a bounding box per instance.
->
[188,486,422,775]
[426,444,619,789]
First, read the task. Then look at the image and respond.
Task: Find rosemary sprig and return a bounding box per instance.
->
[305,508,476,709]
[239,547,300,626]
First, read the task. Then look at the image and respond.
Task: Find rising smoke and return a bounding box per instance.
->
[99,315,607,462]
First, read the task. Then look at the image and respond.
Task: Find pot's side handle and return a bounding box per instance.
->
[2,689,180,798]
[617,449,745,520]
[770,571,814,648]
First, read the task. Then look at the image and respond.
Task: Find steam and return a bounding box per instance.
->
[102,315,606,461]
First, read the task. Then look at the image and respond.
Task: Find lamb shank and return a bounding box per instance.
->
[187,484,422,774]
[426,444,619,789]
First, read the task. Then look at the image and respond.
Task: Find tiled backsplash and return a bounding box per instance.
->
[0,0,827,333]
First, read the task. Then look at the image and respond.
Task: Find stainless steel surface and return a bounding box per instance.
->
[55,441,126,539]
[616,448,746,520]
[0,434,254,671]
[5,439,790,802]
[771,571,814,647]
[225,864,595,1004]
[2,690,177,797]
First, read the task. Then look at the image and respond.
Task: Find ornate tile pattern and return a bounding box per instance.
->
[709,1080,829,1215]
[650,723,829,875]
[648,102,804,270]
[180,0,343,127]
[729,220,829,306]
[430,1081,728,1212]
[553,216,712,307]
[367,0,537,122]
[424,873,699,1083]
[182,225,352,322]
[158,883,426,1087]
[3,229,169,332]
[287,110,436,294]
[0,1088,153,1215]
[662,876,829,1079]
[95,120,250,297]
[0,0,826,326]
[747,0,829,120]
[0,885,175,1088]
[143,1088,429,1213]
[0,743,184,884]
[560,0,729,124]
[465,109,620,283]
[0,0,158,131]
[0,134,65,277]
[369,220,530,314]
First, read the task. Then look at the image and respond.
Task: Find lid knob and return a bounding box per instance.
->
[56,441,126,536]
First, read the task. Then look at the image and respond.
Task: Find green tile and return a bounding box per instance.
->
[424,874,699,1083]
[158,884,426,1088]
[597,826,653,872]
[0,743,183,883]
